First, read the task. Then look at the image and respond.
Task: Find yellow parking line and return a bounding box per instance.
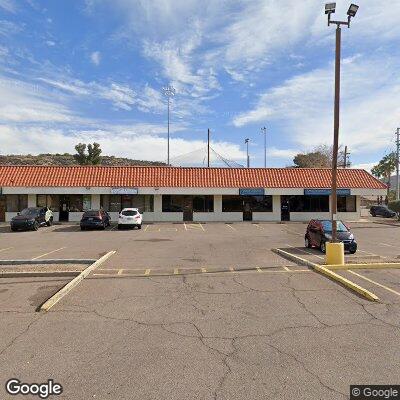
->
[201,267,207,273]
[0,247,13,253]
[144,269,150,276]
[283,266,290,271]
[31,247,66,260]
[144,225,149,232]
[226,224,236,231]
[348,270,400,297]
[174,268,179,275]
[229,267,235,273]
[118,269,123,275]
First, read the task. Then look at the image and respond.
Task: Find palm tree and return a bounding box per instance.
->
[371,152,397,197]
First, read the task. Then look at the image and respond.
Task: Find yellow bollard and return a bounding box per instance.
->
[326,242,344,266]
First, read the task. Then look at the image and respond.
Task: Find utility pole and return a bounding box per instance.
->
[326,2,359,243]
[396,128,400,200]
[245,138,250,168]
[261,127,267,168]
[207,128,210,168]
[162,85,176,165]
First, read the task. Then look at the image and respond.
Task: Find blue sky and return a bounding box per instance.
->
[0,0,399,169]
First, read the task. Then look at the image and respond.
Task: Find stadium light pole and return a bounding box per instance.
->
[325,3,359,243]
[162,85,176,165]
[261,127,267,168]
[245,138,250,168]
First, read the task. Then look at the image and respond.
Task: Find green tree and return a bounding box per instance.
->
[73,142,102,165]
[371,152,396,197]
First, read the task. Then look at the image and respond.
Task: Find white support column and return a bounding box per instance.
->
[273,195,281,221]
[214,195,222,213]
[27,194,36,207]
[91,194,100,209]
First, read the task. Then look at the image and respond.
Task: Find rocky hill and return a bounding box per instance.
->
[0,154,166,166]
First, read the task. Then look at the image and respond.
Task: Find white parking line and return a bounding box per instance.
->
[226,224,237,231]
[379,243,394,248]
[358,249,386,258]
[144,225,150,232]
[348,270,400,297]
[0,247,13,253]
[110,225,118,231]
[285,228,303,236]
[31,247,66,260]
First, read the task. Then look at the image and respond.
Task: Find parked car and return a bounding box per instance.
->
[305,219,357,254]
[370,205,396,218]
[118,208,142,229]
[10,207,53,231]
[80,210,111,230]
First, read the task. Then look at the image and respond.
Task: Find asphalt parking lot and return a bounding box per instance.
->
[1,220,400,399]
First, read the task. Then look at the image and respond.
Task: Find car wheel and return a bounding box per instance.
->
[138,224,142,229]
[371,212,376,217]
[305,236,311,248]
[33,222,39,231]
[320,241,326,254]
[118,224,122,230]
[101,222,106,230]
[46,217,53,226]
[11,227,16,232]
[81,226,85,231]
[349,250,357,254]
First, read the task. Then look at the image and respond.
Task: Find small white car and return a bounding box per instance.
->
[118,208,143,230]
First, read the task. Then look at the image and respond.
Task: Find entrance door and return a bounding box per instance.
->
[183,196,193,221]
[59,196,69,222]
[0,196,5,222]
[243,201,252,221]
[281,196,290,221]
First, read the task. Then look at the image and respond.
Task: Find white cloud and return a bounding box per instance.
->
[0,0,17,13]
[0,124,243,164]
[351,163,377,173]
[233,54,400,154]
[0,77,73,123]
[90,51,101,66]
[46,40,56,47]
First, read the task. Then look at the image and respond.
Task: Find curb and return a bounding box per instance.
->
[1,271,80,278]
[39,250,116,312]
[0,259,96,265]
[272,248,379,302]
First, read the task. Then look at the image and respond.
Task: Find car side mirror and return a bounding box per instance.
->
[17,212,20,215]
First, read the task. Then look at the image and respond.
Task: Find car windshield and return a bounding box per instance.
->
[20,208,39,216]
[122,210,137,216]
[321,220,348,232]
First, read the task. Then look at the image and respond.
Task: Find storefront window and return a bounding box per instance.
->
[222,196,243,212]
[6,195,28,212]
[337,195,356,212]
[192,196,214,212]
[289,196,329,212]
[222,195,273,212]
[101,195,154,212]
[83,195,91,211]
[162,195,184,212]
[69,195,83,212]
[37,195,60,211]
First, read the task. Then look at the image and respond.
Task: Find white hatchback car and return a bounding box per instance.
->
[118,208,143,230]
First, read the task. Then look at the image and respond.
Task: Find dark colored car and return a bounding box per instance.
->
[80,210,111,230]
[10,207,54,231]
[305,219,357,254]
[370,205,396,218]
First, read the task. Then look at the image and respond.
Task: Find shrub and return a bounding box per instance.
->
[388,200,400,215]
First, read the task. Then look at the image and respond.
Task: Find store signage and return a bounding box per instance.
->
[111,187,139,195]
[304,189,351,196]
[239,188,265,196]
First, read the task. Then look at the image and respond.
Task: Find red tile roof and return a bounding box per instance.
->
[0,166,386,189]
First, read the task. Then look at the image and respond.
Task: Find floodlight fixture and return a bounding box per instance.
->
[325,3,336,14]
[347,4,359,17]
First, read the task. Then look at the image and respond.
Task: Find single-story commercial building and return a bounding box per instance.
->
[0,166,386,223]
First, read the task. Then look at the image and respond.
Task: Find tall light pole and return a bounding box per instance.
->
[162,85,176,165]
[245,138,250,168]
[325,2,359,243]
[261,127,267,168]
[396,128,400,201]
